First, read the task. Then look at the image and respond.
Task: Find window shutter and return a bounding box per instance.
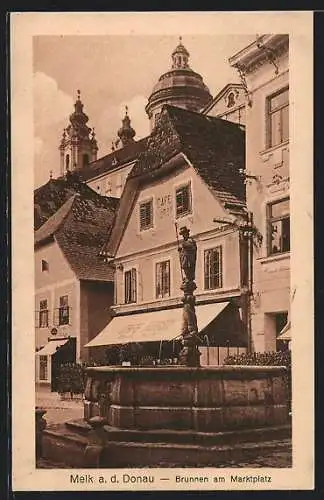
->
[140,200,153,230]
[131,268,137,303]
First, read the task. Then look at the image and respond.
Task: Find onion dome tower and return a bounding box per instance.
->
[59,90,98,176]
[117,106,136,147]
[145,37,213,129]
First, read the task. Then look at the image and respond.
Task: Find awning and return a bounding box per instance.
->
[85,302,229,348]
[36,338,69,356]
[277,321,291,341]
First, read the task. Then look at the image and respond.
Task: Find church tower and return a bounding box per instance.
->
[145,37,213,130]
[117,106,136,147]
[59,90,98,176]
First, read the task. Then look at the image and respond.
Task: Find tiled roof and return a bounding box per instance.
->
[76,137,149,182]
[34,175,119,230]
[35,193,118,282]
[105,105,246,257]
[129,105,246,207]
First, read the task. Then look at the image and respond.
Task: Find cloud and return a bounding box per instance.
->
[33,72,74,132]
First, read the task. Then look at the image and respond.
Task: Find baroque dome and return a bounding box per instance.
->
[145,38,213,128]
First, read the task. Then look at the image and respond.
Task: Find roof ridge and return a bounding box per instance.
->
[34,194,78,246]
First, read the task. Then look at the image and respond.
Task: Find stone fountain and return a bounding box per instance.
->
[39,228,291,468]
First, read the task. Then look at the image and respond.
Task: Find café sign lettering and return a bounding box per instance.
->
[157,194,172,218]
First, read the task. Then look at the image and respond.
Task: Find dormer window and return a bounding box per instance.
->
[139,199,153,231]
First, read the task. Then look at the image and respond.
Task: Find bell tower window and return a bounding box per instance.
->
[83,154,89,167]
[65,154,70,171]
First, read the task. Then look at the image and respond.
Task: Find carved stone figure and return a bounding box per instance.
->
[181,295,198,337]
[178,226,197,283]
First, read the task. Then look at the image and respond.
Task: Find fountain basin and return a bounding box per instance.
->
[83,365,289,432]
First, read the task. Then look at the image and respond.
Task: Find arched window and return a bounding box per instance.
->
[65,154,70,170]
[227,92,235,108]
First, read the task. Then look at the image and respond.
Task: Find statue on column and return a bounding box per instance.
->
[176,226,201,367]
[178,226,197,284]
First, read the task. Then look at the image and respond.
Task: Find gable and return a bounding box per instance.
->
[117,163,235,258]
[35,239,76,290]
[204,84,245,118]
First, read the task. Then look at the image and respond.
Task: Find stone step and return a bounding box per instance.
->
[101,438,292,468]
[66,419,291,445]
[41,422,292,468]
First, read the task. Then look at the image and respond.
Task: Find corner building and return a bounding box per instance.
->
[230,35,290,352]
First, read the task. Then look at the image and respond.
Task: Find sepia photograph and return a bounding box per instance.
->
[11,12,313,491]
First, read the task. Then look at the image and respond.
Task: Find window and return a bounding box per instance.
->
[83,154,89,167]
[65,154,70,171]
[204,246,223,290]
[39,299,49,328]
[275,311,289,351]
[176,183,192,218]
[41,259,49,272]
[268,198,290,255]
[139,199,153,231]
[227,92,235,108]
[124,268,137,304]
[39,355,48,381]
[154,113,161,127]
[156,261,171,298]
[267,87,289,148]
[59,295,69,325]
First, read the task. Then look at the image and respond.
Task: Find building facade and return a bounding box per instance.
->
[87,105,248,364]
[202,83,246,126]
[34,193,118,387]
[230,34,290,352]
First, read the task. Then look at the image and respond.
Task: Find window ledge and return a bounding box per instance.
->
[176,211,192,220]
[259,140,289,157]
[258,252,290,265]
[139,226,155,233]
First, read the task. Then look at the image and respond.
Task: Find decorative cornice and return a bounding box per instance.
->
[229,34,289,76]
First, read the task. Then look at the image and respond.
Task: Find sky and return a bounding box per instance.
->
[33,34,256,188]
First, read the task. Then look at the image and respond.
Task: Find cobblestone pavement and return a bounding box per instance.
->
[37,445,292,469]
[36,386,83,425]
[215,445,292,468]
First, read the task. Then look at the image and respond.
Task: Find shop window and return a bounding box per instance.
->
[176,183,192,218]
[139,199,153,231]
[275,312,289,352]
[204,246,223,290]
[267,198,290,255]
[267,87,289,148]
[156,260,171,298]
[39,299,49,328]
[124,268,137,304]
[39,355,48,381]
[59,295,70,325]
